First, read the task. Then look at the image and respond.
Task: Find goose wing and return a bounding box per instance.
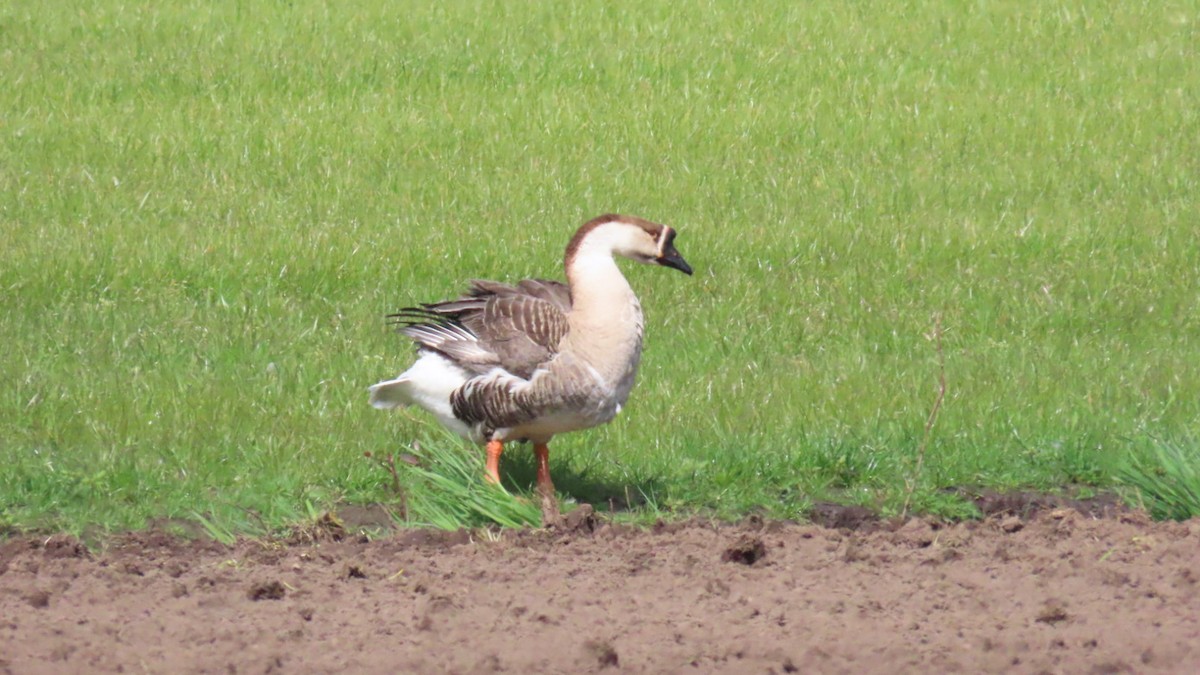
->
[387,279,571,380]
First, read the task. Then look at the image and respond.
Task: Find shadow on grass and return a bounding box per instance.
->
[497,443,669,515]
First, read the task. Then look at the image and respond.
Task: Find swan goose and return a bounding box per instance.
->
[369,214,692,495]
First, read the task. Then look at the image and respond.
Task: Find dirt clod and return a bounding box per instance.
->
[290,512,347,544]
[540,490,563,528]
[562,503,599,534]
[247,580,286,601]
[895,518,936,547]
[584,640,619,668]
[721,535,768,566]
[25,589,50,609]
[42,536,90,559]
[1036,602,1070,625]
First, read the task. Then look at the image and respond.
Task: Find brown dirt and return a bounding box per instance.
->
[2,508,1199,674]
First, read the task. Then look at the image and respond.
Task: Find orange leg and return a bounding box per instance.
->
[534,443,555,496]
[485,439,503,485]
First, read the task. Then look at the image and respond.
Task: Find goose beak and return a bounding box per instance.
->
[656,242,693,276]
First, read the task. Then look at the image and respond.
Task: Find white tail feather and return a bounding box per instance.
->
[368,352,474,439]
[368,377,412,410]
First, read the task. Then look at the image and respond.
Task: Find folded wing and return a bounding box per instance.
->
[387,279,572,380]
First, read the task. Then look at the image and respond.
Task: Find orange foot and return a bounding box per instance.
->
[485,439,503,485]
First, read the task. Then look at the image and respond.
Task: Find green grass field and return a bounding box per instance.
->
[3,1,1198,535]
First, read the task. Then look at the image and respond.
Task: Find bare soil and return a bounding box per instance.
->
[2,505,1198,674]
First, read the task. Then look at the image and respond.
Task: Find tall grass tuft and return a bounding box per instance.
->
[400,432,542,529]
[1118,440,1200,521]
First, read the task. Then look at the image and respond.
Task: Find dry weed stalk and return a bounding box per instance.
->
[363,449,412,520]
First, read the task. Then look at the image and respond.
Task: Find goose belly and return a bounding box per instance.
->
[504,408,605,442]
[499,359,638,442]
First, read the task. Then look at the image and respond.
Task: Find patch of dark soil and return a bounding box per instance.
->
[106,529,227,561]
[144,517,211,540]
[649,517,722,536]
[965,489,1128,520]
[391,527,473,549]
[807,502,883,531]
[116,529,189,551]
[803,489,1127,532]
[335,504,398,532]
[0,535,89,576]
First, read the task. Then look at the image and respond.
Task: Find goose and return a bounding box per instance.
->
[369,214,692,496]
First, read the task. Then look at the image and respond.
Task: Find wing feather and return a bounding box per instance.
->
[386,279,571,380]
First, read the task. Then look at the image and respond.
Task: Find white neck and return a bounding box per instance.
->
[561,247,645,397]
[556,225,648,398]
[565,250,638,330]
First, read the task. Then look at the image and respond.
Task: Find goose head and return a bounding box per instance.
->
[565,214,693,276]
